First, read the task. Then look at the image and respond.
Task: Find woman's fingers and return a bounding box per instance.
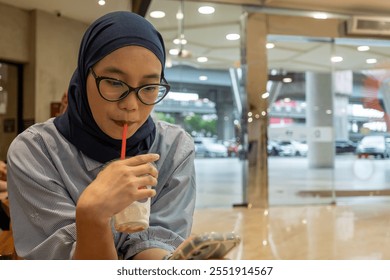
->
[106,154,159,179]
[132,187,156,202]
[123,153,159,166]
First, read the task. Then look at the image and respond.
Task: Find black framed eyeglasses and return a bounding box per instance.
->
[90,68,170,105]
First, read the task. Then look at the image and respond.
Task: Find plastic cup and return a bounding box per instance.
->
[113,161,156,233]
[113,193,151,233]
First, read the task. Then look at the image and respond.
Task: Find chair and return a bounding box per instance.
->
[0,198,18,260]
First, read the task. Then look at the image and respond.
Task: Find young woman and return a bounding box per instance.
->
[7,11,196,260]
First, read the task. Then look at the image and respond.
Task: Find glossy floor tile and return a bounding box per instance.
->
[192,203,390,259]
[195,156,390,208]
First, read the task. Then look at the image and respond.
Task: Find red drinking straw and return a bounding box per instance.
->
[121,123,128,160]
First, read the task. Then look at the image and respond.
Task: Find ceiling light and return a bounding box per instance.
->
[169,48,191,58]
[98,0,105,6]
[331,56,343,63]
[173,38,187,45]
[366,58,377,64]
[197,57,208,63]
[198,6,215,15]
[150,11,166,19]
[176,11,184,20]
[312,12,328,19]
[283,77,293,83]
[226,33,240,41]
[266,43,275,49]
[357,46,370,51]
[169,49,180,56]
[199,76,208,81]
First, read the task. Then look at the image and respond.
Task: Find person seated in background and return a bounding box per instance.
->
[6,11,196,260]
[0,160,8,230]
[0,160,7,192]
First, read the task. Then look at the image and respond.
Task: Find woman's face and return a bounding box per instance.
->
[86,45,162,139]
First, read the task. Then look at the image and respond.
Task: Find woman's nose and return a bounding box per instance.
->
[118,90,138,111]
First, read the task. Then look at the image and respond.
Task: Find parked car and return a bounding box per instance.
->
[335,140,357,154]
[356,135,390,159]
[267,140,281,156]
[278,140,308,157]
[194,138,228,158]
[225,140,240,157]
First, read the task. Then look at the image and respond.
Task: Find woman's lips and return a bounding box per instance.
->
[113,120,128,127]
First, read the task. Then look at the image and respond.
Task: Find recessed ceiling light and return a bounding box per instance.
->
[98,0,105,6]
[199,75,208,81]
[283,77,293,83]
[198,6,215,15]
[176,11,184,20]
[266,43,275,49]
[312,12,328,19]
[366,58,377,64]
[150,11,166,19]
[261,92,270,99]
[331,56,343,63]
[173,38,187,45]
[357,46,370,51]
[226,33,240,41]
[169,49,179,56]
[197,57,208,63]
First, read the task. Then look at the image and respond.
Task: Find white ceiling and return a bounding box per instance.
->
[1,0,390,72]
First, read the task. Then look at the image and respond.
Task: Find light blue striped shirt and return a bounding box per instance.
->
[7,118,196,259]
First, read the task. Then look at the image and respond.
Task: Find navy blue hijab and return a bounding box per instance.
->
[54,11,166,163]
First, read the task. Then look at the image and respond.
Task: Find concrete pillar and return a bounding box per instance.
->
[334,71,353,140]
[306,72,334,168]
[334,94,350,140]
[243,12,269,208]
[216,100,235,140]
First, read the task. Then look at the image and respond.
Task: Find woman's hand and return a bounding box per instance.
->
[77,153,159,224]
[73,153,159,260]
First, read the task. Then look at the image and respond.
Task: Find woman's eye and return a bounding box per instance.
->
[143,85,157,92]
[111,80,123,87]
[105,79,124,88]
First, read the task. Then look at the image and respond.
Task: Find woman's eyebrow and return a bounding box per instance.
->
[101,66,126,75]
[102,66,160,79]
[143,73,161,79]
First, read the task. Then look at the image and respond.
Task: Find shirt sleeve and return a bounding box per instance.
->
[7,128,78,260]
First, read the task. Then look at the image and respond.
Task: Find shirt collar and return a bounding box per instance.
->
[81,152,105,172]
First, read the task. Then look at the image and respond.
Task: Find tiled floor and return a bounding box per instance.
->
[192,203,390,259]
[192,156,390,260]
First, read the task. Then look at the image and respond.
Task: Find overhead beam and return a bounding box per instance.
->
[131,0,152,17]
